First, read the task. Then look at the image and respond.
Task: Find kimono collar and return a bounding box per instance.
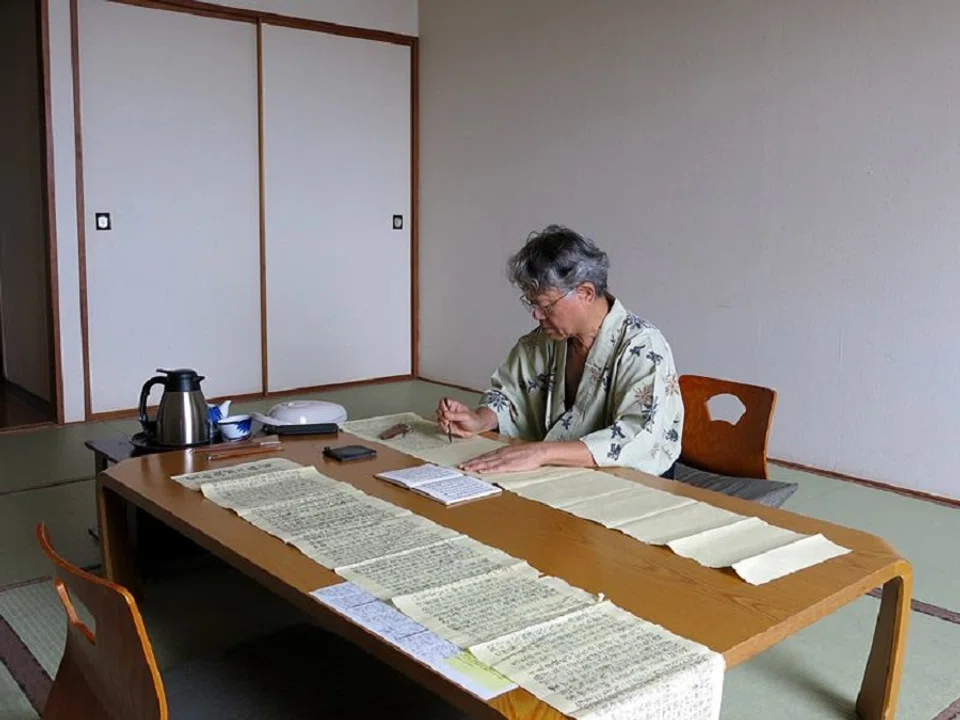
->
[572,294,628,375]
[591,295,628,351]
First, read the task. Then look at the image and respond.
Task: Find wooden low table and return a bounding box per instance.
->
[96,431,911,719]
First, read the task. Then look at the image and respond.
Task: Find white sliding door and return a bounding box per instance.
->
[78,0,261,414]
[261,24,412,392]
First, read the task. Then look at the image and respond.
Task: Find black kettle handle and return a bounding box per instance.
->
[138,375,167,430]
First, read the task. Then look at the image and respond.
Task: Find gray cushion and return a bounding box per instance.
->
[165,623,466,719]
[673,463,798,508]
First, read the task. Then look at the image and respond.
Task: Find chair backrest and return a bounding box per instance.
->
[678,374,777,479]
[36,523,167,720]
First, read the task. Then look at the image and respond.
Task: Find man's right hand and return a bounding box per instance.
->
[436,397,496,438]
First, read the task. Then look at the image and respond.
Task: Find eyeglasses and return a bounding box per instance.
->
[520,290,573,317]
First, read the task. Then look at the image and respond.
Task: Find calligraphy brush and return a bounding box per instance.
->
[442,398,453,443]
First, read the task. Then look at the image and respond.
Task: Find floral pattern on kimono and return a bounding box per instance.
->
[478,296,684,476]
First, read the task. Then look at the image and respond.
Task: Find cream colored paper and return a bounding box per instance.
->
[512,471,638,508]
[336,536,524,599]
[470,601,724,720]
[199,466,337,513]
[391,564,598,648]
[171,457,302,491]
[563,485,696,528]
[414,436,507,468]
[732,533,851,585]
[246,490,409,542]
[292,514,461,569]
[480,466,584,490]
[617,502,746,545]
[340,412,423,440]
[668,516,805,568]
[342,412,507,467]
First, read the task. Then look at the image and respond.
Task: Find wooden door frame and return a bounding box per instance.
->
[73,0,420,420]
[0,0,63,428]
[39,0,65,425]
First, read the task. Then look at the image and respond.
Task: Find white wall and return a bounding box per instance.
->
[46,0,417,421]
[218,0,416,35]
[0,0,52,402]
[419,0,960,500]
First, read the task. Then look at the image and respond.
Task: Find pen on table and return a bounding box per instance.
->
[189,436,280,453]
[206,445,281,461]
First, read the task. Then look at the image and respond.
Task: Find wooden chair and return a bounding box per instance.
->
[37,523,464,720]
[675,375,796,507]
[37,521,166,720]
[678,374,777,479]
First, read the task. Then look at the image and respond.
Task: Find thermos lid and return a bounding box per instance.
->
[157,368,205,392]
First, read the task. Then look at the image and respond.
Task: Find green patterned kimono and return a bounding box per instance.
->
[478,297,683,476]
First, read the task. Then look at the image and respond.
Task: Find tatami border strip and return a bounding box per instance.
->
[867,587,960,625]
[0,614,52,714]
[934,697,960,720]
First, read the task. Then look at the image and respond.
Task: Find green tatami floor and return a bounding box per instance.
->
[1,379,958,719]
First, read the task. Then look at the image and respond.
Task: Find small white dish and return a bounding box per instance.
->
[218,414,253,441]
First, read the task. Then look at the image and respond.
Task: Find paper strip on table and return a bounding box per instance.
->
[511,471,640,508]
[336,535,524,599]
[171,457,302,491]
[617,502,747,545]
[199,466,339,513]
[732,533,852,585]
[293,513,461,569]
[470,601,724,720]
[562,485,696,528]
[667,516,806,568]
[312,582,516,700]
[392,564,599,648]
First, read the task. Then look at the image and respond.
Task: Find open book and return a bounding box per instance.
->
[376,464,502,506]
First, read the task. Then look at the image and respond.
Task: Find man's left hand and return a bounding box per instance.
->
[460,443,547,474]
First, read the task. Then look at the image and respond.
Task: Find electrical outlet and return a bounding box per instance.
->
[95,213,111,231]
[392,214,403,230]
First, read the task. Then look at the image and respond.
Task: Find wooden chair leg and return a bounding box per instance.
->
[856,565,912,720]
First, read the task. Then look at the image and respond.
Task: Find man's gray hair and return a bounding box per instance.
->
[507,225,610,298]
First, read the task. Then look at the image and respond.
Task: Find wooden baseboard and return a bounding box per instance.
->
[85,374,415,422]
[0,420,56,436]
[770,458,960,509]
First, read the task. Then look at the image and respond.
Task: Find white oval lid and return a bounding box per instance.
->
[266,400,347,425]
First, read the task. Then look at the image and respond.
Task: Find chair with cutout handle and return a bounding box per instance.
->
[675,375,797,507]
[36,522,466,720]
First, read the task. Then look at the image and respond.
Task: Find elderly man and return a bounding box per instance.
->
[437,225,683,478]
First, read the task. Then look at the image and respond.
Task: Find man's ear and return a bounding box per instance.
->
[578,282,597,302]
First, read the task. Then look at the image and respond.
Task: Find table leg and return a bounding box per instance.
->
[856,566,912,719]
[95,481,142,600]
[93,451,109,476]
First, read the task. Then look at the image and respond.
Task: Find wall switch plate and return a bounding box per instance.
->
[95,213,111,231]
[392,214,403,230]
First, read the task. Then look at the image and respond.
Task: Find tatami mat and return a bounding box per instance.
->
[0,482,99,588]
[776,467,960,612]
[723,595,960,719]
[0,580,90,678]
[0,661,35,720]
